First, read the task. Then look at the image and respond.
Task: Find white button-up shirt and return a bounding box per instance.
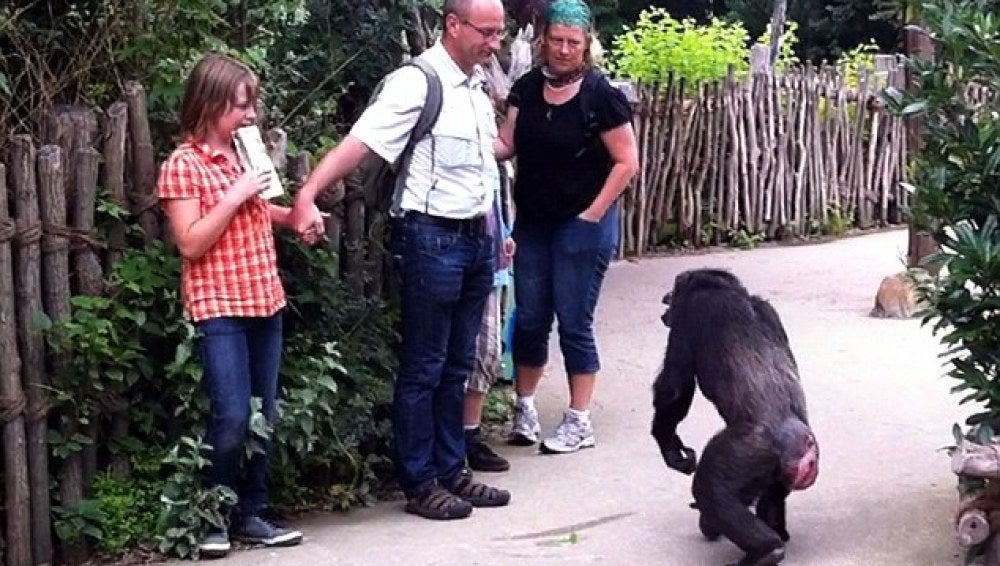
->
[351,41,498,219]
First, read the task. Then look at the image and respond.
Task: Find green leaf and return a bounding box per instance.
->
[900,100,929,115]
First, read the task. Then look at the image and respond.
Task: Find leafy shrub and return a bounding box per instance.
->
[271,234,396,511]
[52,500,103,549]
[607,8,799,90]
[836,40,884,89]
[609,9,750,87]
[727,228,765,250]
[156,437,237,560]
[90,470,161,555]
[884,0,1000,434]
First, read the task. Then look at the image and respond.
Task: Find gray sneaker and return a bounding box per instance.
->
[233,515,303,547]
[198,527,231,558]
[540,411,596,454]
[508,400,540,446]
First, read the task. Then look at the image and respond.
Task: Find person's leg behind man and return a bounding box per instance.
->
[508,220,555,446]
[464,287,510,472]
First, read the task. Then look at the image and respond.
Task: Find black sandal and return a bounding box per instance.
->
[404,485,473,520]
[449,471,511,507]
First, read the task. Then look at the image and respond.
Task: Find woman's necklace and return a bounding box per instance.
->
[542,64,587,88]
[544,80,577,93]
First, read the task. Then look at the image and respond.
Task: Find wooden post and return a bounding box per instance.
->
[904,21,939,273]
[10,135,53,566]
[342,174,366,296]
[102,102,129,269]
[39,145,87,565]
[125,81,160,243]
[72,147,106,482]
[0,161,33,566]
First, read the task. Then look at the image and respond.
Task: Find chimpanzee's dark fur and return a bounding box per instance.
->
[652,269,818,566]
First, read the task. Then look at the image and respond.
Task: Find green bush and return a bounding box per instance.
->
[835,40,884,90]
[90,470,161,555]
[884,4,1000,558]
[156,437,237,560]
[609,9,750,87]
[607,7,799,90]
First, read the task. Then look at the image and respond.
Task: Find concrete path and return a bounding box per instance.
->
[218,229,968,566]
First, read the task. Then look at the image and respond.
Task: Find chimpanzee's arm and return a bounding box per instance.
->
[651,338,698,475]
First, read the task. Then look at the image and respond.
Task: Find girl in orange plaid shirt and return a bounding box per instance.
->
[157,53,314,557]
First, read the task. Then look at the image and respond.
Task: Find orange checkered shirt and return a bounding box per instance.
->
[157,141,286,322]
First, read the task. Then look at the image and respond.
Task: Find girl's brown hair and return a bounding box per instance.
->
[179,53,259,141]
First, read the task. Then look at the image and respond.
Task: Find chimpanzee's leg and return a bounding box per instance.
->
[693,429,785,566]
[756,482,790,542]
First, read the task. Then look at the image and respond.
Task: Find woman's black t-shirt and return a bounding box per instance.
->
[507,67,632,223]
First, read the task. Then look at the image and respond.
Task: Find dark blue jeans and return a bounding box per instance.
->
[512,205,619,375]
[393,213,494,498]
[197,313,283,520]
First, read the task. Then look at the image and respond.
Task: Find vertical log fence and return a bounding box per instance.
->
[623,58,909,256]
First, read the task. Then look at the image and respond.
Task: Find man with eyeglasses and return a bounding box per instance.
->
[290,0,511,521]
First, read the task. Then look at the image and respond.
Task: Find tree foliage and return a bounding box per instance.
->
[608,7,798,88]
[0,0,438,153]
[884,0,1000,441]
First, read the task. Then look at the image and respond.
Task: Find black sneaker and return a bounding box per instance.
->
[198,526,231,558]
[465,428,510,472]
[233,515,303,547]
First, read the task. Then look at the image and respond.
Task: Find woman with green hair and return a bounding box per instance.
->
[495,0,639,455]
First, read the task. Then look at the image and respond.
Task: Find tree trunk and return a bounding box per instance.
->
[769,0,787,66]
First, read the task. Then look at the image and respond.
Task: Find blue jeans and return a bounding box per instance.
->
[392,213,494,497]
[197,313,283,520]
[512,204,618,375]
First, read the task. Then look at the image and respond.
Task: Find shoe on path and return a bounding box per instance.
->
[233,515,303,547]
[448,468,511,507]
[198,527,231,558]
[466,427,511,472]
[508,400,540,446]
[405,484,474,520]
[540,410,596,454]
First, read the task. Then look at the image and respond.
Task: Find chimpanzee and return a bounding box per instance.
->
[651,268,819,566]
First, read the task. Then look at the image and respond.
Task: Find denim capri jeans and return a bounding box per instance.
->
[511,204,619,375]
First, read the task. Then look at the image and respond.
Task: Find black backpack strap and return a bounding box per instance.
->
[391,58,443,215]
[578,67,602,146]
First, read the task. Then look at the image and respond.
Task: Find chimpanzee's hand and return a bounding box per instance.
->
[665,436,698,475]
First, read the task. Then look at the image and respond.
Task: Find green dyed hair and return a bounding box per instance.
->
[546,0,592,30]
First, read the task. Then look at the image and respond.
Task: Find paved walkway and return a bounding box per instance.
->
[218,229,967,566]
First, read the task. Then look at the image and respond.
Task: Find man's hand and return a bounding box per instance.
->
[290,197,326,244]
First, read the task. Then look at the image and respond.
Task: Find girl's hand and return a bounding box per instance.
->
[230,169,272,203]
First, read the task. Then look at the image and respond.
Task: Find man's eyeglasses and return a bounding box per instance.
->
[462,20,506,40]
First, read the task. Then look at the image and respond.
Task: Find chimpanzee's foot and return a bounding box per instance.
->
[699,514,721,541]
[776,527,790,543]
[727,546,784,566]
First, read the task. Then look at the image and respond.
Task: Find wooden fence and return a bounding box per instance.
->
[0,80,162,566]
[0,59,909,564]
[622,57,908,255]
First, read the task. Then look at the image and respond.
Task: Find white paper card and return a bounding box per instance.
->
[234,125,285,200]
